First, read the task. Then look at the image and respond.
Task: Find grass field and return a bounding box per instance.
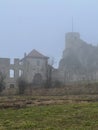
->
[0,98,98,130]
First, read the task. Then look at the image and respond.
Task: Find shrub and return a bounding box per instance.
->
[0,72,6,93]
[17,77,28,95]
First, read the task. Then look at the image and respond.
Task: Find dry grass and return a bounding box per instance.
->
[0,95,98,109]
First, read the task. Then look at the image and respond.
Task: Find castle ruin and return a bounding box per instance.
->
[0,32,98,88]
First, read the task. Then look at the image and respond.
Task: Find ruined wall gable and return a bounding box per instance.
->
[20,49,49,84]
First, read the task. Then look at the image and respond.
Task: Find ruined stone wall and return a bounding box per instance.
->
[57,32,98,83]
[21,57,48,84]
[0,58,23,88]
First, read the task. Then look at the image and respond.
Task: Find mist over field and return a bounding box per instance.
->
[0,1,98,130]
[0,0,98,64]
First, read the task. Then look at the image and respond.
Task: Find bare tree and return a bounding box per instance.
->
[46,57,55,88]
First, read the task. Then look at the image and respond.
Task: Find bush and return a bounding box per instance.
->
[0,72,6,93]
[17,77,28,95]
[53,80,63,87]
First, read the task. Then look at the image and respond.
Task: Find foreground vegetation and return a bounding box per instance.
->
[0,97,98,130]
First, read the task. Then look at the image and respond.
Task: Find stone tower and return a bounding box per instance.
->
[58,32,98,83]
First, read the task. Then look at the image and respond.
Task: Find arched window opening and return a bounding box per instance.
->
[33,73,42,85]
[19,70,23,77]
[10,69,15,78]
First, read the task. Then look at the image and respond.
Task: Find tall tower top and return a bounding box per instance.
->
[66,32,80,39]
[65,32,80,49]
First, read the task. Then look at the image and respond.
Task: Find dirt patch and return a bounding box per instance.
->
[0,95,98,109]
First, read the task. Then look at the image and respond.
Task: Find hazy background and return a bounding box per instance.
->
[0,0,98,66]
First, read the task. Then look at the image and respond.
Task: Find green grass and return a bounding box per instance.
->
[0,103,98,130]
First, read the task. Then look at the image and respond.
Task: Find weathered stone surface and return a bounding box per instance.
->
[58,32,98,83]
[0,49,48,88]
[0,32,98,88]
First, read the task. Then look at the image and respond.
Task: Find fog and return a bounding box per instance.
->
[0,0,98,66]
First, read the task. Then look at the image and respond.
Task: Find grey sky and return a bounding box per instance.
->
[0,0,98,66]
